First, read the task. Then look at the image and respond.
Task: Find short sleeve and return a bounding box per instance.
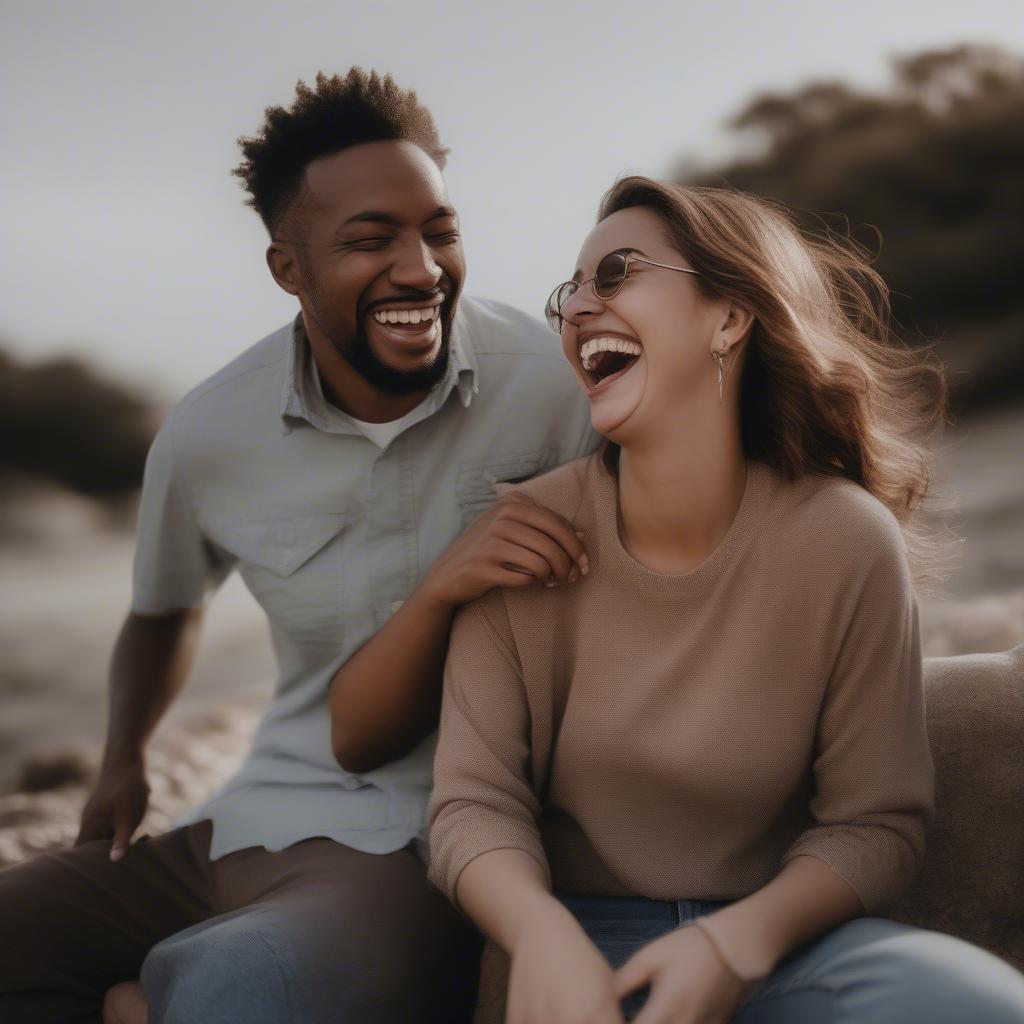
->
[131,407,234,614]
[780,516,935,915]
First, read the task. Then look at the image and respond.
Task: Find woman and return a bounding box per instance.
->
[426,178,1024,1023]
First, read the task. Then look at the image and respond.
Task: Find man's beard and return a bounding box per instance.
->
[340,315,451,395]
[304,269,453,395]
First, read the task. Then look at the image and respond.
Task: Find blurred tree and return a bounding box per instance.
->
[683,44,1024,412]
[0,346,156,498]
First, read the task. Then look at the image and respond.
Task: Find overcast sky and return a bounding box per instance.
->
[3,0,1023,402]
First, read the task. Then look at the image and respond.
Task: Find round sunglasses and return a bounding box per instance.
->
[544,249,702,333]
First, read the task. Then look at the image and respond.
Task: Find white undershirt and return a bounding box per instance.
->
[349,399,429,449]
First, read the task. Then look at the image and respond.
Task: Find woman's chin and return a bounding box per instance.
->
[584,360,646,437]
[590,407,633,441]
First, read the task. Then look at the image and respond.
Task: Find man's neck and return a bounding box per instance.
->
[304,321,432,423]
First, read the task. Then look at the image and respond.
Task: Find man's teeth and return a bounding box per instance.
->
[580,337,643,371]
[372,306,438,325]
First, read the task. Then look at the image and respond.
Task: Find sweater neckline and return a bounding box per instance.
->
[588,452,776,589]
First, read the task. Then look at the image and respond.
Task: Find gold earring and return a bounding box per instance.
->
[712,350,728,402]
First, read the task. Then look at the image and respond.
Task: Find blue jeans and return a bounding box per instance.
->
[555,888,1024,1022]
[141,898,482,1023]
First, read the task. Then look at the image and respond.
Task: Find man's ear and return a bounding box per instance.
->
[266,241,302,297]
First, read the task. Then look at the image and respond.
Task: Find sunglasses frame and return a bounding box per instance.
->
[545,249,702,333]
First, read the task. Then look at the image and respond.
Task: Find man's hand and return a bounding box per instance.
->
[329,494,587,771]
[75,607,202,857]
[422,492,588,607]
[75,755,150,861]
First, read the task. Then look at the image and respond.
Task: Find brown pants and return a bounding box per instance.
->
[0,820,482,1023]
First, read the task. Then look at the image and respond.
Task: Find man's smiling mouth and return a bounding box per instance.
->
[372,304,439,326]
[365,298,445,348]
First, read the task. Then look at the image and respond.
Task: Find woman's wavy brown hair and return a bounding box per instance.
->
[598,177,949,586]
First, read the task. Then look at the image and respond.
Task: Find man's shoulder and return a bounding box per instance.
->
[455,296,599,462]
[159,321,292,456]
[176,321,291,416]
[496,452,598,523]
[458,295,563,361]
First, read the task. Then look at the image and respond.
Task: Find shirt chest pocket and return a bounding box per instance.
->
[454,447,559,529]
[223,511,349,645]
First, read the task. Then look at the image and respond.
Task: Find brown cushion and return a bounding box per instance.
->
[890,644,1024,968]
[472,645,1024,1021]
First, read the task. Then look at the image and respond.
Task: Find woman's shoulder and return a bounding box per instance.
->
[772,467,908,567]
[493,450,599,525]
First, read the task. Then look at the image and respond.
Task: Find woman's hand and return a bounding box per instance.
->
[506,900,624,1024]
[612,923,760,1024]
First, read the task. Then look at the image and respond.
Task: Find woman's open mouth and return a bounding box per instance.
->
[578,335,643,391]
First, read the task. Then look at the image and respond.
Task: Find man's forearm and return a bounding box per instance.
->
[329,490,589,773]
[329,582,455,773]
[101,608,204,769]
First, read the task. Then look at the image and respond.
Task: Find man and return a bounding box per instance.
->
[0,69,597,1022]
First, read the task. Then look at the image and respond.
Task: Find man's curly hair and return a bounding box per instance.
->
[233,68,449,235]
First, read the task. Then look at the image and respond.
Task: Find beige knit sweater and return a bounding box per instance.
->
[426,451,935,917]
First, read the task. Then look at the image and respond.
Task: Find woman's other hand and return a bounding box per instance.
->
[506,900,624,1024]
[612,923,758,1024]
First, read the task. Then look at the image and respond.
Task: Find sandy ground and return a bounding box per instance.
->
[0,405,1021,861]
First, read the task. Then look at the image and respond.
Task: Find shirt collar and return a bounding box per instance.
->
[279,310,479,433]
[448,303,479,408]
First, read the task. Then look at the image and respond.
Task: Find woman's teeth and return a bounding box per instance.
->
[580,336,642,372]
[372,306,438,325]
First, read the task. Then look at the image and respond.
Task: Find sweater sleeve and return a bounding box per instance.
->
[780,515,935,916]
[426,589,552,908]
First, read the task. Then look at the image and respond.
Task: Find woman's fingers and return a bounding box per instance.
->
[613,951,657,999]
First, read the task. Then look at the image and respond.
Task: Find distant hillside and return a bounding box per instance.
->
[681,45,1024,412]
[0,346,157,498]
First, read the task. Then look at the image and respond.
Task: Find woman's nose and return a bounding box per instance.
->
[560,281,603,327]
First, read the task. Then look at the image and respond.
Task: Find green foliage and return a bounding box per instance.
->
[684,45,1024,411]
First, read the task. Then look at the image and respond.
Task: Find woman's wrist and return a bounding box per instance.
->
[689,913,775,983]
[690,917,767,984]
[508,890,573,952]
[456,848,561,956]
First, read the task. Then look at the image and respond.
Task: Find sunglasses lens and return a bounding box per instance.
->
[594,252,627,298]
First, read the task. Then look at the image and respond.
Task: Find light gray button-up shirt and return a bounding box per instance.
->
[132,296,599,860]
